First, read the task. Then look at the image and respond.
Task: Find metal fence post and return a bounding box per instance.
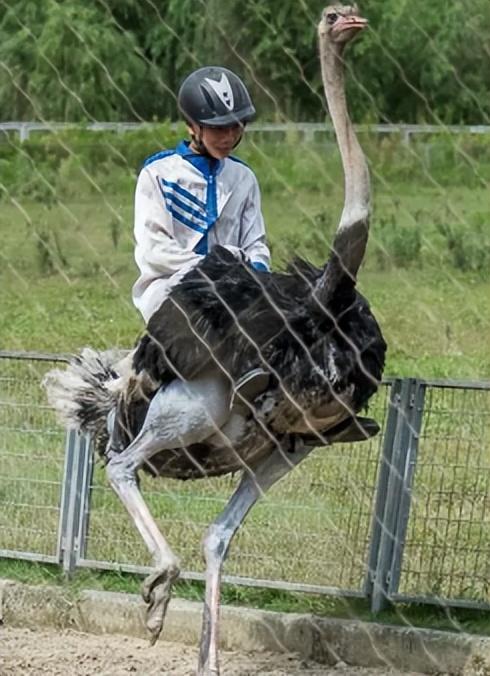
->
[364,378,403,610]
[19,123,30,142]
[365,378,424,612]
[56,430,77,566]
[77,438,95,562]
[56,430,91,576]
[387,379,425,597]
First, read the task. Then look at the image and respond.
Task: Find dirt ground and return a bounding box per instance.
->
[0,626,428,676]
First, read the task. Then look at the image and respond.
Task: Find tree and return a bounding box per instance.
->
[1,0,488,123]
[0,0,152,121]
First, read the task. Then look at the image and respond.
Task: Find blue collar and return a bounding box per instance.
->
[176,140,222,177]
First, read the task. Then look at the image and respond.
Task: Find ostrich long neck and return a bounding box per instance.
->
[316,33,370,299]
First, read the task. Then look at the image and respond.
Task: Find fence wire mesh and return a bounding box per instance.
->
[82,385,388,592]
[2,356,489,612]
[1,0,490,671]
[399,384,490,604]
[0,354,66,560]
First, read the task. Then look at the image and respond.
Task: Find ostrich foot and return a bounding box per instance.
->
[142,565,180,644]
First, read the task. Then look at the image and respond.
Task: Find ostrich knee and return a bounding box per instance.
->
[202,524,231,568]
[106,453,138,487]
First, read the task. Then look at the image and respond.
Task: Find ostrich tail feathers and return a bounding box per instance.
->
[42,348,127,446]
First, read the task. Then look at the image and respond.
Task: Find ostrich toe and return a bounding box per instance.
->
[142,565,180,644]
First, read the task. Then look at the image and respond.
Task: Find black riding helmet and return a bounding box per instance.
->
[178,66,256,127]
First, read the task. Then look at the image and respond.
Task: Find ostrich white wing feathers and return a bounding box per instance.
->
[42,347,123,434]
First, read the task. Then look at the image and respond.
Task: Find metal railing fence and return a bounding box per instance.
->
[0,352,68,564]
[2,121,490,144]
[1,352,489,613]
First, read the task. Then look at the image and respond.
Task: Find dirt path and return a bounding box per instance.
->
[0,626,429,675]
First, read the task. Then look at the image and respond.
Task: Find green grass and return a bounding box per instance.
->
[1,135,490,377]
[1,135,490,617]
[1,559,489,637]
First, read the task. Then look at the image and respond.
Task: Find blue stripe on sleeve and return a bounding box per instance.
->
[160,178,206,210]
[161,189,207,224]
[166,206,207,234]
[156,179,207,234]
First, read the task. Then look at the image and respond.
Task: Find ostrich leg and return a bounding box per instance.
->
[107,444,180,643]
[198,441,316,675]
[106,371,231,643]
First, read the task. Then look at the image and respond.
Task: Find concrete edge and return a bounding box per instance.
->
[1,579,489,675]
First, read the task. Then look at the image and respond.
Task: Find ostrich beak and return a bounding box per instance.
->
[331,14,368,37]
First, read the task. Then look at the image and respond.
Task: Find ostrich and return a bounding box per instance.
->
[44,5,386,675]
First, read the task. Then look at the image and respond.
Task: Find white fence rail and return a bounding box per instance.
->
[1,121,490,144]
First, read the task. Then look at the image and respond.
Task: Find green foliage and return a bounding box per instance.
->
[0,0,154,121]
[109,215,122,249]
[282,209,334,264]
[437,212,490,276]
[1,0,489,123]
[34,221,68,275]
[0,123,182,200]
[373,211,422,269]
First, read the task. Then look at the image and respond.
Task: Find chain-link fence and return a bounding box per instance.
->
[0,352,67,563]
[1,352,489,612]
[396,383,490,606]
[79,383,389,596]
[1,2,490,651]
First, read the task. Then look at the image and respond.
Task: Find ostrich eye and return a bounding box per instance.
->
[326,11,338,24]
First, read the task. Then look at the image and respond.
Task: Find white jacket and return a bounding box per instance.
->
[132,140,271,322]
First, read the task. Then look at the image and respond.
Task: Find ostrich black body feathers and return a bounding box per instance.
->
[133,246,386,434]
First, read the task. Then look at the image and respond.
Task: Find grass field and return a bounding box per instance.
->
[1,133,489,617]
[1,134,490,378]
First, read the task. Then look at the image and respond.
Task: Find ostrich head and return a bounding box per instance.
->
[319,5,368,46]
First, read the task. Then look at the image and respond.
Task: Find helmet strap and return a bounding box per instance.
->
[232,132,244,150]
[190,126,212,157]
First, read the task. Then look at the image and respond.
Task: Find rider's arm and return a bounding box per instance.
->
[238,175,271,272]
